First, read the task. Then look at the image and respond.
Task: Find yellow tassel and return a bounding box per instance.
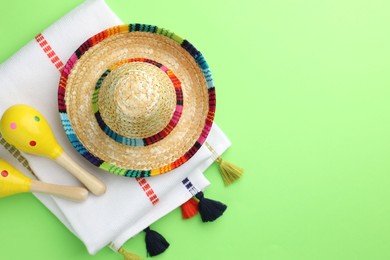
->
[118,247,143,260]
[216,157,244,186]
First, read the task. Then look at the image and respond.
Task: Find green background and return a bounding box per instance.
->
[1,0,390,259]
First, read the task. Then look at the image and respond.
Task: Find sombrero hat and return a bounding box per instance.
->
[58,24,215,177]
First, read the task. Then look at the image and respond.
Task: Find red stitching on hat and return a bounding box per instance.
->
[35,33,64,72]
[136,178,159,205]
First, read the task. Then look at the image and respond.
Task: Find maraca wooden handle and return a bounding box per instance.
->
[30,180,88,202]
[55,152,106,196]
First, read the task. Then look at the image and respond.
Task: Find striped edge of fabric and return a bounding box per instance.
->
[182,177,199,196]
[136,178,159,205]
[0,134,37,178]
[35,33,64,72]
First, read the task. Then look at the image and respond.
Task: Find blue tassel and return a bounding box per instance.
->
[143,227,170,256]
[195,191,227,222]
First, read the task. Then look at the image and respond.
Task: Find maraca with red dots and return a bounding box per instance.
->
[0,105,106,196]
[0,158,88,202]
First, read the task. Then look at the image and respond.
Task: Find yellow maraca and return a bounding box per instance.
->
[0,105,106,196]
[0,158,88,202]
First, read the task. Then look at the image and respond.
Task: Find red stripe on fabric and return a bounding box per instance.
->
[48,51,56,59]
[35,33,64,72]
[139,178,147,186]
[136,178,159,205]
[52,56,59,62]
[36,34,44,42]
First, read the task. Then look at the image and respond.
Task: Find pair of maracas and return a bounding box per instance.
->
[0,105,106,202]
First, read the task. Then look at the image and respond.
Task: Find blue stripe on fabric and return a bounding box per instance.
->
[181,177,198,196]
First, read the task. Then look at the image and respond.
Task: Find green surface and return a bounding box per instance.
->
[1,0,390,259]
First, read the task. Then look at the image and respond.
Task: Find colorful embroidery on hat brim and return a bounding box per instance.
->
[58,23,215,177]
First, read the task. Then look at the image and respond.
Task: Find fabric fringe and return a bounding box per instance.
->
[118,247,143,260]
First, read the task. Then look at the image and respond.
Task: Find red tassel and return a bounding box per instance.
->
[181,197,199,219]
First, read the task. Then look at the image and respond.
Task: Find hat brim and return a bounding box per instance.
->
[58,24,215,177]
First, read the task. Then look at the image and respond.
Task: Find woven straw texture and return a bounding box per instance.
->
[58,24,216,177]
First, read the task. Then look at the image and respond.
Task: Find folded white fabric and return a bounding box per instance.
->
[0,0,231,255]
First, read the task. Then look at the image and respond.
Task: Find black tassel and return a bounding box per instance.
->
[143,227,170,256]
[195,191,227,222]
